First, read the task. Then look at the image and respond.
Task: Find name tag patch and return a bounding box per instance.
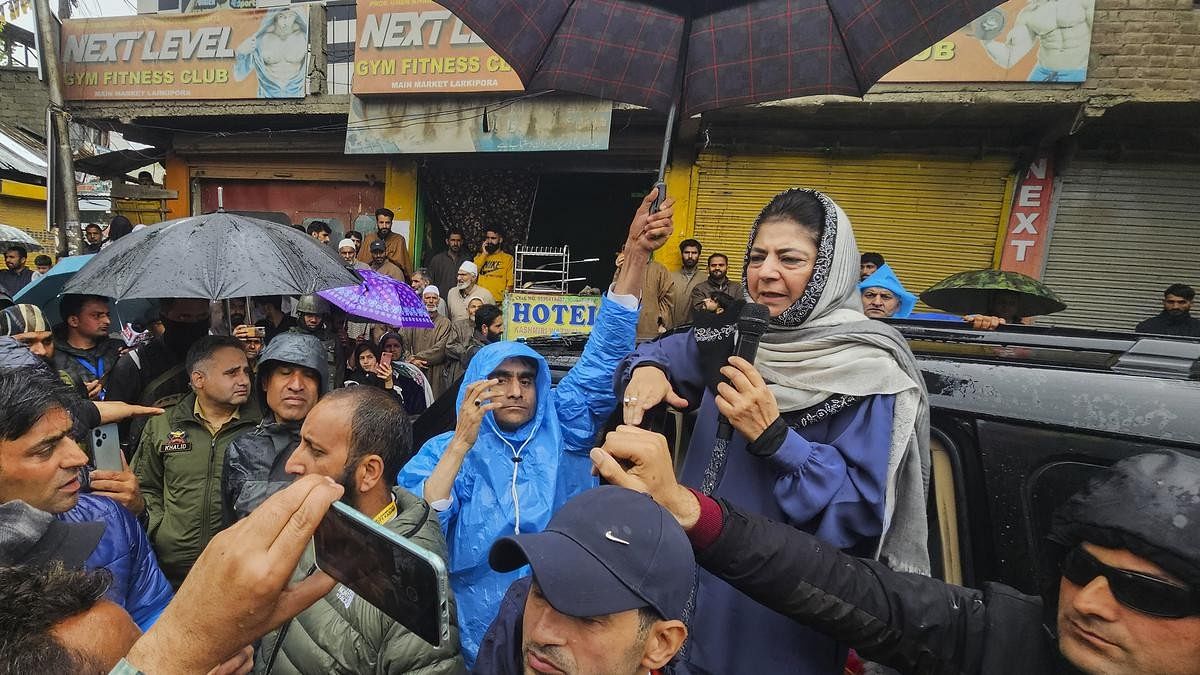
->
[160,430,191,454]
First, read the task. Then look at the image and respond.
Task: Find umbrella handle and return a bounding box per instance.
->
[650,180,667,214]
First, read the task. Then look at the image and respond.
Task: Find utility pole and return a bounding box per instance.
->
[33,0,82,257]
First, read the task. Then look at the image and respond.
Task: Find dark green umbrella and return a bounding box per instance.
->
[920,270,1067,317]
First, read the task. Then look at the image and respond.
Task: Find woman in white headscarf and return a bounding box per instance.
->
[617,188,930,675]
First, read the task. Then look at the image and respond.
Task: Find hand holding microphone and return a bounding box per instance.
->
[714,303,777,443]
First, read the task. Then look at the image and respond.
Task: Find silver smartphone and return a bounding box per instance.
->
[88,423,123,472]
[313,501,452,647]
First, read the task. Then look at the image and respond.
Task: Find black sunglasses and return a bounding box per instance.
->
[1061,546,1200,618]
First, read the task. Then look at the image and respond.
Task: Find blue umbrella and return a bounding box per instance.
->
[318,268,433,329]
[13,255,156,327]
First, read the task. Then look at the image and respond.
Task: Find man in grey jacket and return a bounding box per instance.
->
[265,386,464,674]
[222,332,328,524]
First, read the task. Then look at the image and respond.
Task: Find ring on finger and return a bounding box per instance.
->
[474,399,482,407]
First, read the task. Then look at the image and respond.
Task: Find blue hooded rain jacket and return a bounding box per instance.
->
[399,296,638,664]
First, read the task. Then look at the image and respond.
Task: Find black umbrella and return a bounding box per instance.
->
[440,0,1005,198]
[63,212,360,301]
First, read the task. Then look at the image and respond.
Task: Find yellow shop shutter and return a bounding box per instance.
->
[692,151,1014,299]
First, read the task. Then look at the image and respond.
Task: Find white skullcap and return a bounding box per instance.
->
[458,261,479,276]
[422,285,441,298]
[337,238,356,250]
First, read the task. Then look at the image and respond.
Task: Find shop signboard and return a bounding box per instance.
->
[60,6,310,100]
[999,155,1056,278]
[345,95,611,154]
[503,292,603,341]
[352,0,523,94]
[879,0,1094,84]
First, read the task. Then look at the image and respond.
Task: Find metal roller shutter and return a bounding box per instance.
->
[1042,160,1200,332]
[692,152,1014,301]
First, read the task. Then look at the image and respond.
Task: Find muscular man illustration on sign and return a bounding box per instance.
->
[975,0,1094,82]
[234,8,309,98]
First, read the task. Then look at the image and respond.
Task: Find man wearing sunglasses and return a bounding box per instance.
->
[592,426,1200,675]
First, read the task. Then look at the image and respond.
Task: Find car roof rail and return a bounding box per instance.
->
[1112,338,1200,380]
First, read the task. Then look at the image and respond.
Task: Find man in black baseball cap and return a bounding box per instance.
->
[475,485,692,675]
[0,499,104,568]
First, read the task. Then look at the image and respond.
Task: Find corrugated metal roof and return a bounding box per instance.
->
[0,122,47,180]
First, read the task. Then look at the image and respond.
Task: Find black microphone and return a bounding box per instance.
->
[715,302,771,442]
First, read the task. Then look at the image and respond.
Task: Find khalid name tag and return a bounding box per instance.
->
[161,430,191,454]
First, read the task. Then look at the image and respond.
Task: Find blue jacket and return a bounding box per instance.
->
[619,330,893,675]
[58,493,174,630]
[400,296,638,665]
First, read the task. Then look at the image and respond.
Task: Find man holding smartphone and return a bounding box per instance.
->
[0,366,173,630]
[274,386,465,673]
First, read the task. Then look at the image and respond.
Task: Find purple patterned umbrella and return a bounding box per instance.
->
[318,269,434,329]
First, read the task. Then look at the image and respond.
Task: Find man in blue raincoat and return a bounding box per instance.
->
[399,189,675,664]
[858,264,918,320]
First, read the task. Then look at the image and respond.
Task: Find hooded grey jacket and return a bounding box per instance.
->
[222,332,330,524]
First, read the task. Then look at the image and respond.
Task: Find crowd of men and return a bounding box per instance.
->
[1,189,1199,675]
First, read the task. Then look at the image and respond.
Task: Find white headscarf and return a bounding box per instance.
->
[741,189,932,575]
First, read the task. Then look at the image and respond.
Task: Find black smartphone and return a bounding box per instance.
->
[313,501,451,647]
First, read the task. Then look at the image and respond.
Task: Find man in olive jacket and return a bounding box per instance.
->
[133,336,261,588]
[260,385,464,674]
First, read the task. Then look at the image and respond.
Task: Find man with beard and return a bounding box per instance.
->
[1135,284,1200,337]
[305,221,332,245]
[222,332,328,524]
[428,228,468,296]
[367,239,407,283]
[107,298,214,452]
[53,294,125,401]
[253,296,297,344]
[447,261,496,322]
[688,253,744,316]
[413,267,448,317]
[670,239,705,326]
[338,238,370,271]
[133,336,261,588]
[0,304,88,396]
[83,223,105,254]
[0,245,33,296]
[474,227,515,302]
[270,386,465,673]
[357,208,411,276]
[458,304,503,374]
[399,286,454,397]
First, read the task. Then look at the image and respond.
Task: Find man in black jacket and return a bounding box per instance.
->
[222,331,327,523]
[52,294,125,401]
[591,425,1200,675]
[1135,284,1200,337]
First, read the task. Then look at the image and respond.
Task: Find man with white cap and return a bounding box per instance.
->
[337,238,370,271]
[397,285,454,397]
[448,260,496,322]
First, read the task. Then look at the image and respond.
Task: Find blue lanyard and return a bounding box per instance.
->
[75,356,106,400]
[74,356,104,379]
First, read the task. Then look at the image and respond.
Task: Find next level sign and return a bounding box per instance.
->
[503,293,602,341]
[352,0,523,94]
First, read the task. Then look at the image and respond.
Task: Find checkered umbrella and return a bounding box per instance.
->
[442,0,1006,187]
[440,0,1005,115]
